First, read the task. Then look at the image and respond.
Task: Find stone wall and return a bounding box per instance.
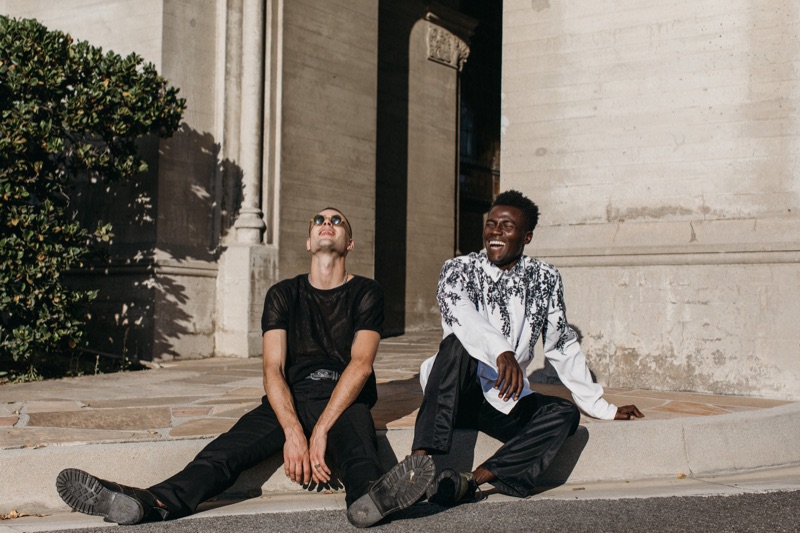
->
[503,0,800,398]
[277,0,379,280]
[0,0,165,67]
[151,0,220,358]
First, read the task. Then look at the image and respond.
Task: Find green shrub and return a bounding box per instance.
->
[0,16,185,380]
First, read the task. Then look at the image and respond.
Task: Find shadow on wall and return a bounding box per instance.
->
[66,124,244,362]
[375,1,423,337]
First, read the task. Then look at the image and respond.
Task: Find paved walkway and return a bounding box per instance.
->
[2,329,799,522]
[0,329,789,449]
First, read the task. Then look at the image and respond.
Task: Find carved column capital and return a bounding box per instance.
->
[426,25,470,71]
[424,1,478,71]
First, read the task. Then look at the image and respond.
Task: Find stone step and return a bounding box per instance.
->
[5,401,800,514]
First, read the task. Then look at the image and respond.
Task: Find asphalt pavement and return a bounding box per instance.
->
[4,464,800,532]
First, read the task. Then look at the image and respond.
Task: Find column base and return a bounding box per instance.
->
[215,244,279,358]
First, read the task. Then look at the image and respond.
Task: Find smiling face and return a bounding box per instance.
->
[306,208,354,254]
[483,205,532,270]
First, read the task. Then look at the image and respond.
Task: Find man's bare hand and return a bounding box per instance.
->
[308,427,331,485]
[495,351,523,401]
[614,405,644,420]
[283,428,311,485]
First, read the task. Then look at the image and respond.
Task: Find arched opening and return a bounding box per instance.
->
[375,1,502,335]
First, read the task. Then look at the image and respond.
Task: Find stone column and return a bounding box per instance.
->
[216,0,280,358]
[232,0,267,243]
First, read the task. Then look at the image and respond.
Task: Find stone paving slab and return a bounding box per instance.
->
[0,330,794,447]
[210,403,261,419]
[613,388,792,407]
[168,418,239,438]
[0,417,18,427]
[86,397,206,409]
[15,401,83,414]
[0,427,161,448]
[26,407,172,432]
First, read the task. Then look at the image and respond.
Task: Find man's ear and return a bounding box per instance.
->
[347,239,355,252]
[306,237,311,251]
[524,231,533,245]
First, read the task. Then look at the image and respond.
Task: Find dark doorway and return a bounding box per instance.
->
[374,2,420,336]
[375,1,503,335]
[456,0,502,255]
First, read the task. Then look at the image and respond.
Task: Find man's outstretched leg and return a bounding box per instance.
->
[55,469,167,525]
[56,398,285,523]
[476,393,580,497]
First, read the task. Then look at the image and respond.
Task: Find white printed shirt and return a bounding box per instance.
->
[419,251,617,419]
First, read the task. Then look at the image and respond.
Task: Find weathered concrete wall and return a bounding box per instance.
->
[151,0,220,358]
[277,0,379,279]
[157,0,219,262]
[0,0,165,67]
[374,2,480,333]
[66,270,157,360]
[560,262,800,400]
[215,245,279,358]
[374,1,462,333]
[503,0,800,398]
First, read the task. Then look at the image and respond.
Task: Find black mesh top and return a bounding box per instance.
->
[261,274,384,407]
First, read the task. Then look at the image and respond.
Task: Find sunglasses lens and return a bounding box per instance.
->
[312,215,325,225]
[331,215,342,226]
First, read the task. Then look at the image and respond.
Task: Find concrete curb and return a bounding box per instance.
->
[3,402,799,513]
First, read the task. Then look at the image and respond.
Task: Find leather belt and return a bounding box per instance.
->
[305,369,340,381]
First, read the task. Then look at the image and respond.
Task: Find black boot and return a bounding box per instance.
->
[426,468,480,506]
[346,455,435,528]
[56,468,168,524]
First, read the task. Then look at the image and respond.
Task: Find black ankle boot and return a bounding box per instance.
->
[346,455,436,528]
[56,468,168,524]
[426,468,480,506]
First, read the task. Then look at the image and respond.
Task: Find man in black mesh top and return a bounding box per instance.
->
[56,208,435,528]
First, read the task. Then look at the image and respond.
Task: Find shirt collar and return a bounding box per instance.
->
[477,251,526,282]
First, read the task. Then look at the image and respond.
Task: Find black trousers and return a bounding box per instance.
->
[148,379,383,518]
[412,334,580,497]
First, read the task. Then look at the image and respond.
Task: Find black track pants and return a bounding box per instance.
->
[412,334,580,497]
[149,379,383,518]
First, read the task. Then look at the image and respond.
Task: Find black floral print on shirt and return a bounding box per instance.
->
[437,252,568,357]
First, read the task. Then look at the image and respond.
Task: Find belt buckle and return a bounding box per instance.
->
[308,369,338,381]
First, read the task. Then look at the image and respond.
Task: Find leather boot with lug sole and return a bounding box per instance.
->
[346,454,435,528]
[56,468,167,525]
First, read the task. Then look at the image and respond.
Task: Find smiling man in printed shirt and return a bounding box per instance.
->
[411,190,643,505]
